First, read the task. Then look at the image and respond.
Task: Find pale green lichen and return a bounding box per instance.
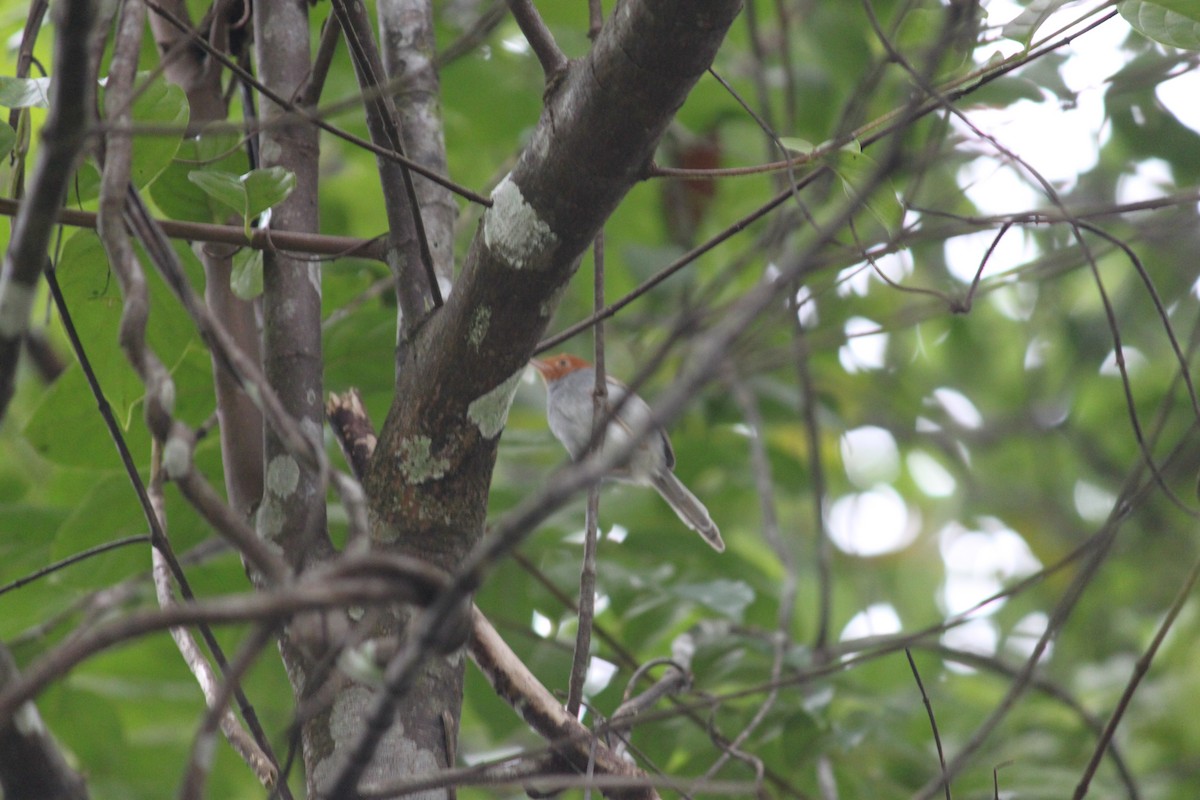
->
[467,369,522,439]
[397,435,450,483]
[312,686,443,793]
[162,435,192,480]
[256,498,285,539]
[482,175,557,270]
[468,305,491,350]
[0,280,35,337]
[266,455,300,498]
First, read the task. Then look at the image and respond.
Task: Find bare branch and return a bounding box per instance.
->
[0,197,387,261]
[567,234,607,717]
[0,0,99,418]
[0,644,88,800]
[0,553,451,727]
[377,0,458,290]
[505,0,567,79]
[469,608,660,800]
[149,446,276,792]
[331,0,441,327]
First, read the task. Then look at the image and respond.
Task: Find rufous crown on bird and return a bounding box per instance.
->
[530,353,591,382]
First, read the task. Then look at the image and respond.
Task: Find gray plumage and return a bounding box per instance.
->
[541,362,724,552]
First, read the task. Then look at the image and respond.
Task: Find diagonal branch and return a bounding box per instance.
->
[330,0,441,327]
[0,644,88,800]
[0,0,98,420]
[506,0,567,79]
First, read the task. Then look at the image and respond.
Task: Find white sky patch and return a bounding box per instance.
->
[953,98,1101,190]
[1025,335,1050,369]
[839,316,888,373]
[931,387,984,429]
[1117,158,1174,205]
[531,610,553,638]
[840,425,901,488]
[943,221,1038,284]
[500,35,530,55]
[943,617,999,671]
[1158,69,1200,136]
[907,450,957,498]
[840,603,902,642]
[827,486,918,556]
[956,157,1039,217]
[938,519,1042,616]
[990,280,1039,321]
[1099,346,1148,377]
[870,250,914,284]
[1007,611,1052,660]
[836,264,872,298]
[1074,479,1116,523]
[582,657,618,700]
[954,6,1128,206]
[794,284,818,328]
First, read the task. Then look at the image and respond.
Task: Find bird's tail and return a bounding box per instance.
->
[650,471,725,552]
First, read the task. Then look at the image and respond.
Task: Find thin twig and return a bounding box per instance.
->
[0,0,96,418]
[568,234,606,717]
[143,0,491,207]
[907,649,951,800]
[179,623,280,800]
[506,0,567,78]
[330,0,442,320]
[1073,548,1200,798]
[0,197,387,261]
[0,535,151,598]
[149,442,276,793]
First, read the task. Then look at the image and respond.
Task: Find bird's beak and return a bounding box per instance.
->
[529,358,551,380]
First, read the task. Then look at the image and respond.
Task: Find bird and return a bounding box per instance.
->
[530,353,724,552]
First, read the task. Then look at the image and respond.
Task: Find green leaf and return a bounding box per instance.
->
[149,128,250,222]
[0,76,50,108]
[23,363,150,469]
[187,166,296,238]
[22,230,202,466]
[829,146,904,236]
[242,166,297,218]
[66,73,189,206]
[1001,0,1072,47]
[125,74,189,188]
[0,120,16,159]
[51,475,148,588]
[779,137,815,155]
[230,247,263,300]
[1119,0,1200,50]
[670,579,755,622]
[186,170,248,218]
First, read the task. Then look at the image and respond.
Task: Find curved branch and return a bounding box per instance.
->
[0,0,98,419]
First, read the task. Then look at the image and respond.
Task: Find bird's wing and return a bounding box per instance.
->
[606,380,675,470]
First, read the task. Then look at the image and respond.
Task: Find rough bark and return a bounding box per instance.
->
[0,645,88,800]
[251,1,332,795]
[377,0,457,289]
[148,0,265,518]
[355,0,741,794]
[0,0,97,419]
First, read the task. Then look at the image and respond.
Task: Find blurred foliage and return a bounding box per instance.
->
[2,0,1200,798]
